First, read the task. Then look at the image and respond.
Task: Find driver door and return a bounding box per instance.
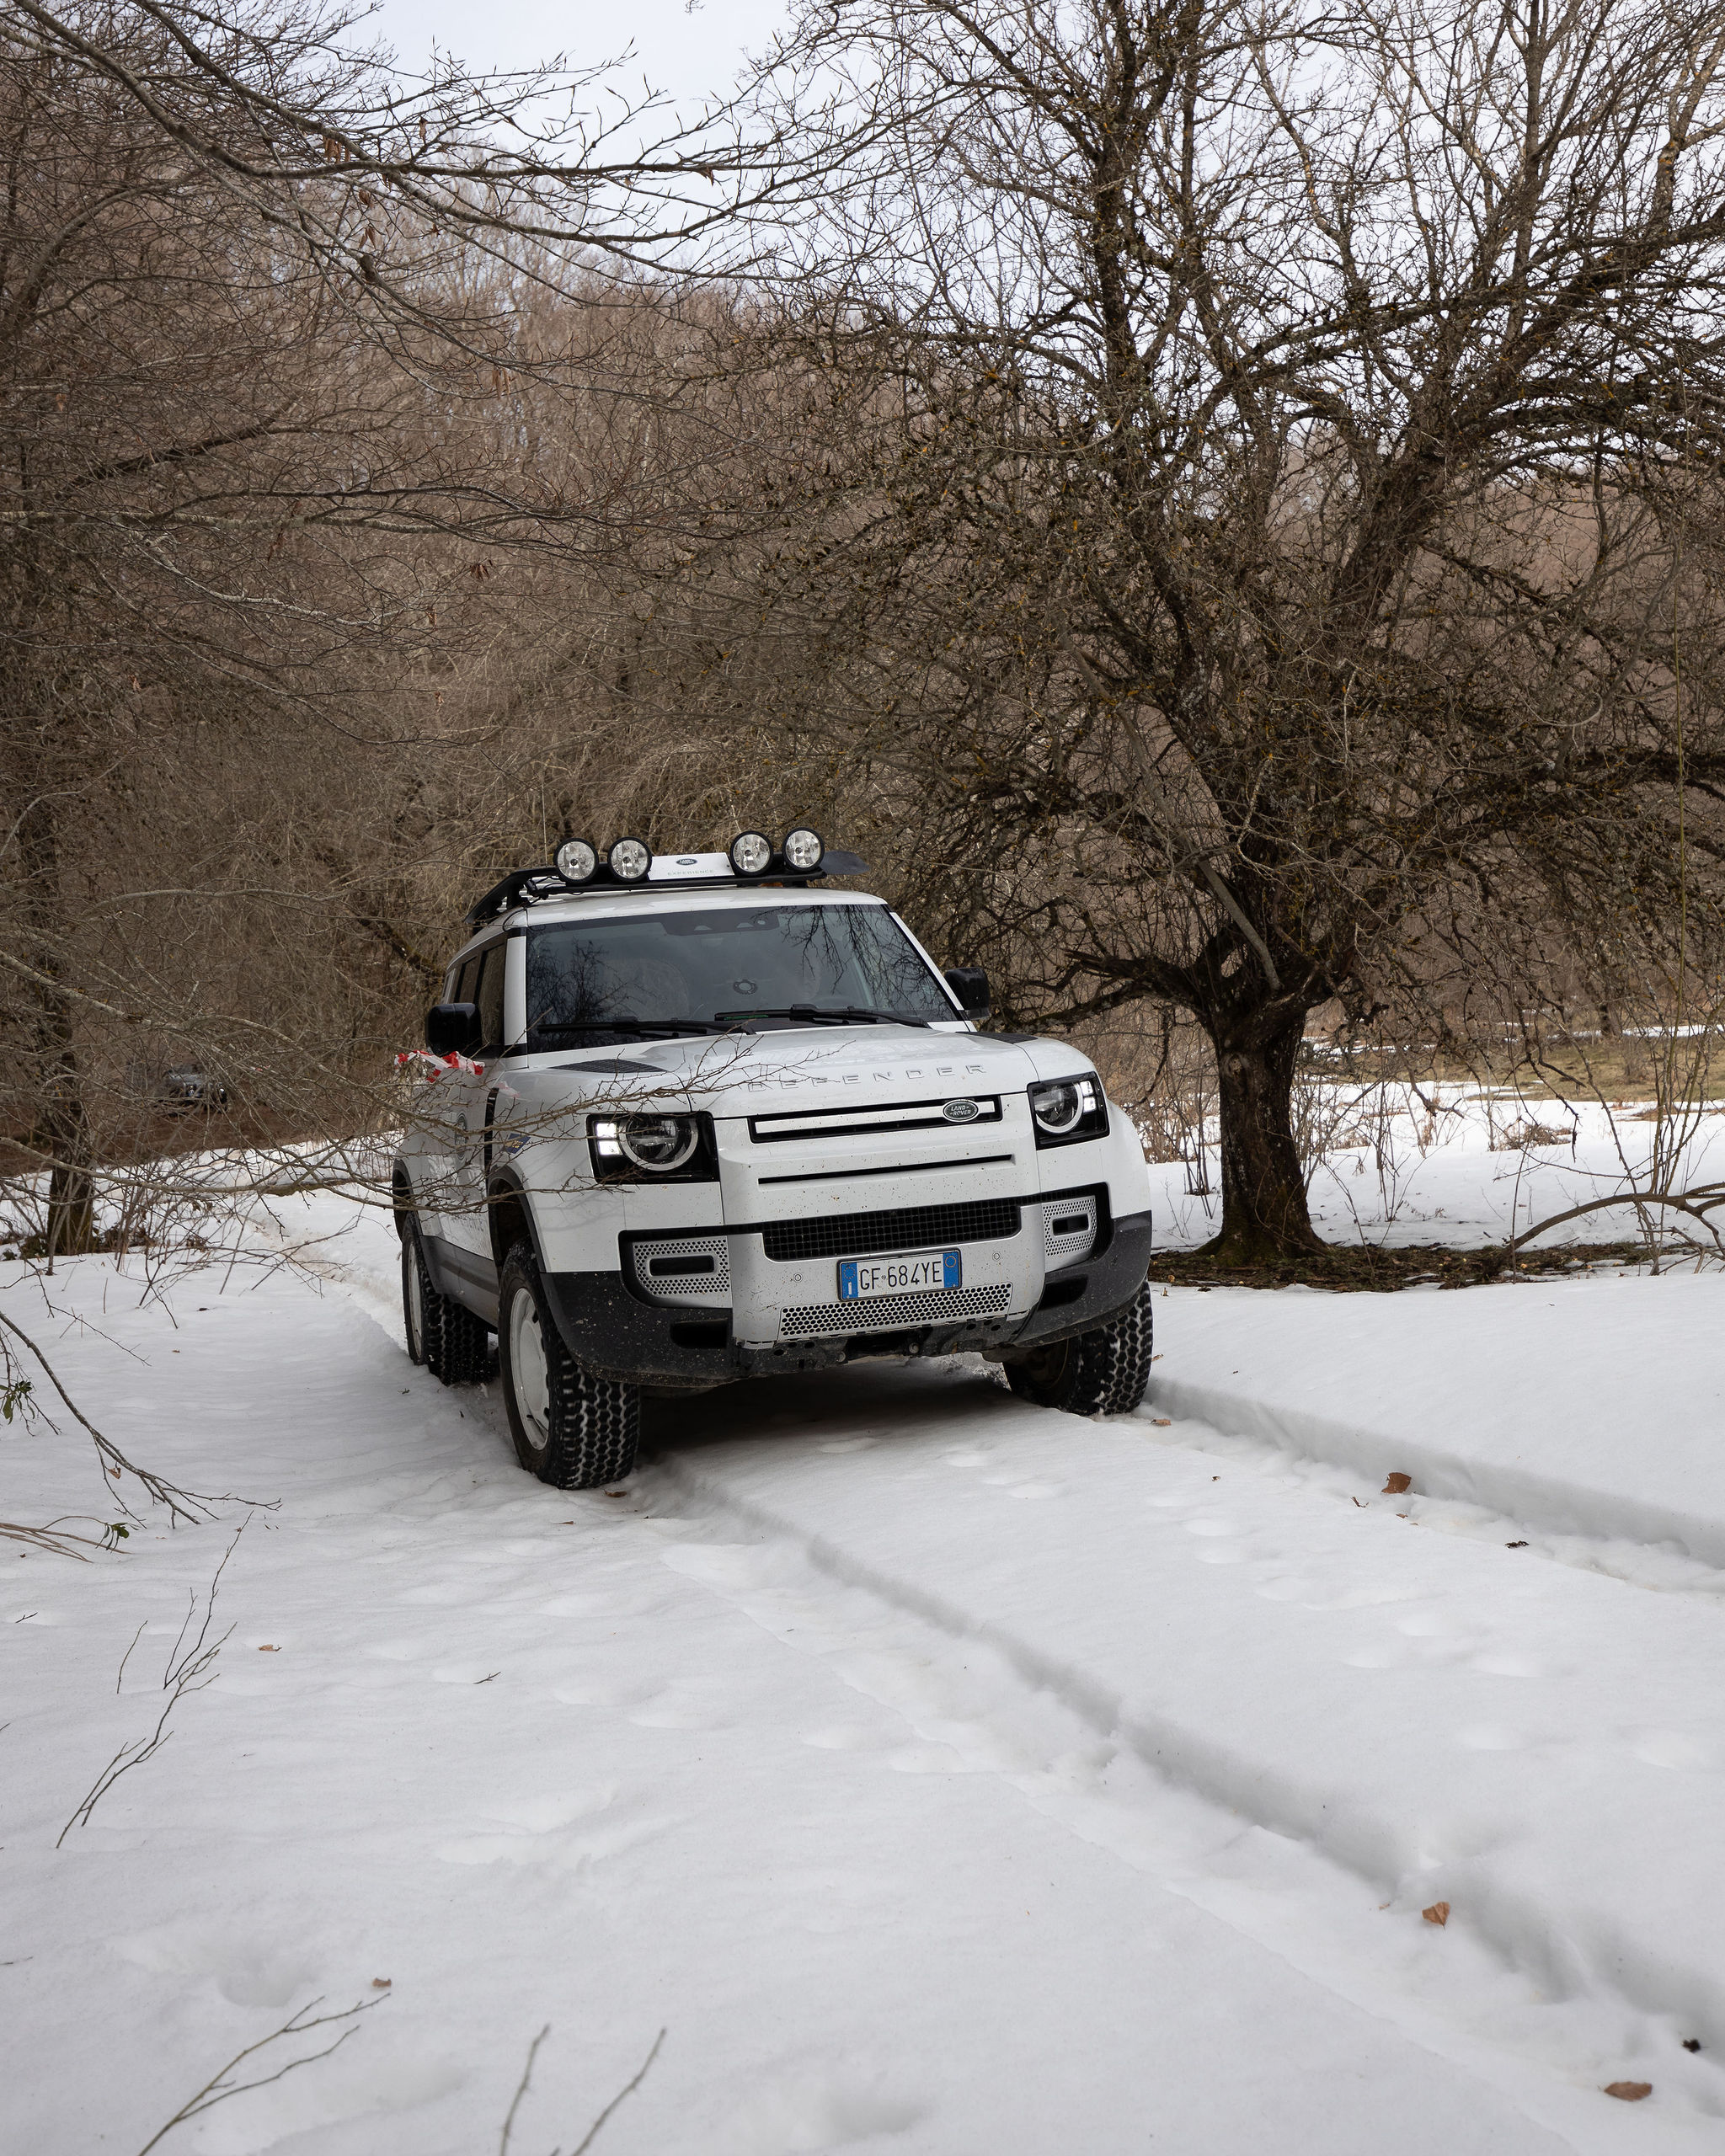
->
[439,939,505,1267]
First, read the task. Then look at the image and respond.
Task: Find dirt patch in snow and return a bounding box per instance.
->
[1151,1237,1682,1292]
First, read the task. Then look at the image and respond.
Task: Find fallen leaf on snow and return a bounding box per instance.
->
[1604,2082,1652,2101]
[371,1977,392,1989]
[1683,2039,1701,2053]
[1506,1540,1529,1549]
[257,1645,279,1652]
[1421,1902,1450,1927]
[1382,1472,1413,1494]
[1151,1417,1172,1427]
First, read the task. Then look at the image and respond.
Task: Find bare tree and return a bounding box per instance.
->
[734,0,1725,1260]
[0,0,804,1256]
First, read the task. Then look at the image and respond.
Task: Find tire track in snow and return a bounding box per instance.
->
[639,1397,1725,2149]
[1140,1382,1725,1606]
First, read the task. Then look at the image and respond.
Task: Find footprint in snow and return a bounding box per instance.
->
[1471,1651,1551,1678]
[1633,1730,1722,1771]
[628,1684,733,1730]
[115,1919,319,2010]
[801,1722,896,1753]
[715,2068,926,2155]
[437,1786,673,1870]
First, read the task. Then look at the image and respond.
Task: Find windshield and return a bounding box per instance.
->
[524,904,957,1045]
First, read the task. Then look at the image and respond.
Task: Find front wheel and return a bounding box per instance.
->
[1005,1278,1154,1417]
[497,1244,640,1489]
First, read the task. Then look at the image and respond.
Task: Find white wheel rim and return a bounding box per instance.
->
[509,1286,551,1444]
[405,1247,425,1353]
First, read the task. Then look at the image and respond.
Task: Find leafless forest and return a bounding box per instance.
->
[5,0,1725,1272]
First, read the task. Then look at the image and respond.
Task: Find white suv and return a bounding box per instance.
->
[393,830,1155,1486]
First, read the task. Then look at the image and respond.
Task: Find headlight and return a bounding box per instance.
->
[608,837,652,882]
[619,1114,699,1171]
[1028,1075,1108,1146]
[554,835,598,884]
[782,826,825,873]
[588,1111,713,1181]
[729,830,774,877]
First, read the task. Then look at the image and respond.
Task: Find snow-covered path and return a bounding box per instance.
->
[7,1221,1725,2152]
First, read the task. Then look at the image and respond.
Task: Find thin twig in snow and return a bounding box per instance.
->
[58,1526,243,1844]
[0,1304,206,1523]
[563,2028,666,2156]
[164,1520,245,1687]
[115,1620,147,1693]
[500,2025,667,2156]
[132,1995,381,2156]
[499,2023,552,2155]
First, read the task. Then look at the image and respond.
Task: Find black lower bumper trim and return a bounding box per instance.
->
[1007,1213,1154,1350]
[539,1272,736,1390]
[534,1210,1152,1390]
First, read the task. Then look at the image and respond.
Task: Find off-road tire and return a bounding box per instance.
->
[401,1216,492,1385]
[401,1229,428,1366]
[1006,1278,1155,1417]
[496,1242,639,1488]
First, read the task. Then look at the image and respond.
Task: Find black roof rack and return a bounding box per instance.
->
[462,850,871,928]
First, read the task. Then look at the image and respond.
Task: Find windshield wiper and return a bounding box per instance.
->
[533,1016,733,1038]
[711,1004,931,1028]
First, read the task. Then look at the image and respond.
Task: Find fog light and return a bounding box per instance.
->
[729,830,774,877]
[608,837,652,882]
[553,836,598,883]
[782,826,825,873]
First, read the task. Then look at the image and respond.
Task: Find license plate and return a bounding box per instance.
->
[838,1249,961,1299]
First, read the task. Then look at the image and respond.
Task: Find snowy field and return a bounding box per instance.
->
[7,1097,1725,2153]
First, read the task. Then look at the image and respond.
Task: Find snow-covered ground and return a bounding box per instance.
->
[7,1102,1725,2153]
[1151,1086,1725,1253]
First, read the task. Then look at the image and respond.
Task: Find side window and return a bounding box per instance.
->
[452,954,481,1004]
[474,943,506,1052]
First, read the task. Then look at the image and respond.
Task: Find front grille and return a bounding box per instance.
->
[762,1197,1021,1265]
[750,1096,1003,1144]
[779,1283,1013,1338]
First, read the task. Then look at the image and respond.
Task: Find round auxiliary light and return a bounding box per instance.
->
[617,1113,699,1172]
[607,836,652,883]
[553,835,598,884]
[729,830,774,877]
[782,826,825,873]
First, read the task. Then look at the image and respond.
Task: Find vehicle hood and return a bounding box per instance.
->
[535,1025,1092,1114]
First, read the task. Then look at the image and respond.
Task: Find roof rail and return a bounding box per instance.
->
[463,850,870,928]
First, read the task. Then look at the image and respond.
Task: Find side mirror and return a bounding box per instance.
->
[944,966,991,1020]
[425,1002,480,1056]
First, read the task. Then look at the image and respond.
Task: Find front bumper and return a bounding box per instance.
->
[538,1210,1153,1389]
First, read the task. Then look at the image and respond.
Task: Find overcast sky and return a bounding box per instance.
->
[371,0,793,111]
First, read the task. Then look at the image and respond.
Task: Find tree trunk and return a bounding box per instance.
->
[40,1049,97,1259]
[8,704,99,1258]
[1200,1011,1319,1262]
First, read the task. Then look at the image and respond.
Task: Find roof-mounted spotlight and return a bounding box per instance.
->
[782,827,825,874]
[553,835,598,885]
[729,830,774,877]
[607,836,652,883]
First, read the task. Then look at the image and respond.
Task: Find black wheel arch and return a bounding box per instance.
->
[392,1162,418,1241]
[486,1170,546,1275]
